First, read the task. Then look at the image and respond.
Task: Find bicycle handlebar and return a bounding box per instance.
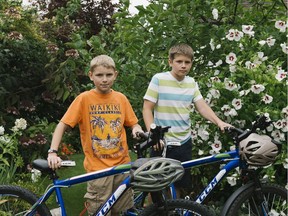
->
[134,115,272,157]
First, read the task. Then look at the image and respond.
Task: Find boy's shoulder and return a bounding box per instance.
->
[154,72,196,82]
[153,71,171,80]
[111,90,127,98]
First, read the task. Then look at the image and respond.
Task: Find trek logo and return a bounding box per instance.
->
[96,195,116,216]
[197,169,226,203]
[95,184,127,216]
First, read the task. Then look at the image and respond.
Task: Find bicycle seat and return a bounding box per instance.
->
[32,159,51,173]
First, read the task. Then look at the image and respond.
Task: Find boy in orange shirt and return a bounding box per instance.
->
[47,55,143,215]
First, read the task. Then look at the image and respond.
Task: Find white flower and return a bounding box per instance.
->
[198,149,204,155]
[245,61,256,69]
[0,126,4,135]
[281,106,288,118]
[273,120,283,130]
[215,60,223,67]
[280,42,288,54]
[267,65,273,71]
[209,39,215,51]
[275,69,287,81]
[210,140,222,154]
[227,176,237,186]
[266,124,274,132]
[266,36,276,47]
[31,169,42,182]
[0,135,11,144]
[258,37,276,47]
[232,98,242,110]
[226,29,235,41]
[210,76,221,83]
[264,113,272,122]
[212,8,218,20]
[205,94,212,105]
[283,158,288,169]
[226,29,243,41]
[258,40,266,46]
[224,79,238,91]
[242,25,254,37]
[275,20,287,32]
[281,118,287,132]
[229,108,238,117]
[216,44,221,49]
[239,89,250,96]
[262,94,273,104]
[221,105,231,116]
[257,52,268,61]
[229,65,237,73]
[251,84,265,94]
[14,118,27,130]
[271,129,285,142]
[234,30,244,41]
[198,127,209,141]
[214,70,220,76]
[209,89,220,99]
[207,61,214,67]
[226,52,237,64]
[191,129,198,139]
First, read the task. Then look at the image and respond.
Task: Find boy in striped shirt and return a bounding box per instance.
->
[143,43,231,198]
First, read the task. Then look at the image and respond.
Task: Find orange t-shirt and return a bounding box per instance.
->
[61,89,138,172]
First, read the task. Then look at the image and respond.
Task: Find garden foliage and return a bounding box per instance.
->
[0,0,287,203]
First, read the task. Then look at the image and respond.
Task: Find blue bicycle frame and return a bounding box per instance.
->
[169,149,240,204]
[29,161,134,216]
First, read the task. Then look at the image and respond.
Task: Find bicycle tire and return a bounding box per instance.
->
[222,183,288,216]
[0,185,51,216]
[139,199,215,216]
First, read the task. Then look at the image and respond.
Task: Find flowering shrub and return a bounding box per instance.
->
[0,117,55,175]
[0,118,27,170]
[92,0,287,202]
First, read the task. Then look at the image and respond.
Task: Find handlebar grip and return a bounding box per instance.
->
[136,132,149,140]
[225,127,244,134]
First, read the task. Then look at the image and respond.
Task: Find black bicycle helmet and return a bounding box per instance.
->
[239,133,280,166]
[130,157,184,192]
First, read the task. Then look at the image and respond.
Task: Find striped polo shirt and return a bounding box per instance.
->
[144,71,203,144]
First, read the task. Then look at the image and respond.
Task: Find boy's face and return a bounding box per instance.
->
[89,65,118,94]
[169,54,192,81]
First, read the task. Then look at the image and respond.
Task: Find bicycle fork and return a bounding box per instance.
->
[242,169,269,216]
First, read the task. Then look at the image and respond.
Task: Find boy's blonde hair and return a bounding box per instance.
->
[169,43,194,61]
[90,55,116,71]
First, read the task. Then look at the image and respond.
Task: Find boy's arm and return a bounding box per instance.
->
[195,99,232,131]
[142,99,156,131]
[47,121,69,169]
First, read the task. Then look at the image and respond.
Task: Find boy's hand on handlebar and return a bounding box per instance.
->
[218,121,233,133]
[47,154,62,170]
[132,125,144,140]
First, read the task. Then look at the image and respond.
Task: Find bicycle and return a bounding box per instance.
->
[0,136,214,216]
[136,115,287,216]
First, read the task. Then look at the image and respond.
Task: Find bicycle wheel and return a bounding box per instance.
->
[223,183,288,216]
[0,185,51,216]
[139,199,215,216]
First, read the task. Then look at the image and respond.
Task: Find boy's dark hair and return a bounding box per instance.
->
[169,43,194,61]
